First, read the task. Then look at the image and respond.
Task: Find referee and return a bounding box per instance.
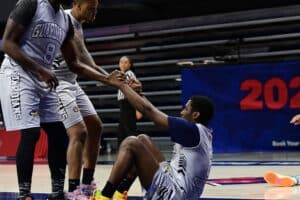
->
[117,56,141,146]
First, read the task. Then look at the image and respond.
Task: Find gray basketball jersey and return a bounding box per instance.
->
[169,123,213,199]
[53,9,83,83]
[20,0,69,69]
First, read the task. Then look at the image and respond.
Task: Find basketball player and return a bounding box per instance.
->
[0,0,117,199]
[90,70,215,200]
[53,0,112,198]
[263,114,300,187]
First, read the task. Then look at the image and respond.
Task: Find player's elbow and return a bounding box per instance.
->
[68,61,82,74]
[2,40,13,54]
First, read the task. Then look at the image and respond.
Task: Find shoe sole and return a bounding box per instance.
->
[264,172,295,187]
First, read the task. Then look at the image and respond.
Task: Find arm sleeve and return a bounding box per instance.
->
[9,0,37,27]
[168,116,200,147]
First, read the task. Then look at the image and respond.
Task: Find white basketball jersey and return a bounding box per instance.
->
[53,9,83,83]
[170,123,213,199]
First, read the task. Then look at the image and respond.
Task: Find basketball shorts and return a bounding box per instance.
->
[56,80,97,129]
[0,57,61,131]
[145,161,185,200]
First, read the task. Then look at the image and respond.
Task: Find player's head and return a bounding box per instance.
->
[180,95,214,125]
[119,56,134,72]
[72,0,99,23]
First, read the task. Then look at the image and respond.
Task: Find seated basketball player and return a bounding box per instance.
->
[89,70,215,200]
[264,114,300,187]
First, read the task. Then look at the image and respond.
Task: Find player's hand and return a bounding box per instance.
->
[107,70,126,87]
[37,67,58,91]
[128,79,143,94]
[290,114,300,125]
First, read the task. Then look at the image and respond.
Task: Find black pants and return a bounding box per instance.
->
[118,99,137,146]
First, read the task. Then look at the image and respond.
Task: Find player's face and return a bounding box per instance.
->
[180,100,193,121]
[79,0,99,23]
[119,56,131,72]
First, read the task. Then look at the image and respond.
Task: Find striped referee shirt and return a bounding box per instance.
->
[118,70,136,100]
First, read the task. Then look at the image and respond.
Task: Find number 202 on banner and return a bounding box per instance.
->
[240,77,300,110]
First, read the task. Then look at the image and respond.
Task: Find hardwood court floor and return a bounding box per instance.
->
[1,152,300,199]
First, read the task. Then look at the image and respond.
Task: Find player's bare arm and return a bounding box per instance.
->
[73,29,109,76]
[110,70,168,128]
[2,19,58,89]
[61,37,112,84]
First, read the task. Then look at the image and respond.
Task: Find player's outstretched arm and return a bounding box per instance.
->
[61,38,110,84]
[109,70,168,128]
[73,28,109,76]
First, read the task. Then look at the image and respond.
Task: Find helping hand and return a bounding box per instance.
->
[128,79,143,94]
[107,70,126,87]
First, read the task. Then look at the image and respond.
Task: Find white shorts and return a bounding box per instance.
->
[0,57,61,131]
[56,80,97,129]
[145,162,185,200]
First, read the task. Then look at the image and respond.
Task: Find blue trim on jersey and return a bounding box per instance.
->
[168,116,200,147]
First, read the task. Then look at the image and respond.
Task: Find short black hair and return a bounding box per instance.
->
[190,95,214,125]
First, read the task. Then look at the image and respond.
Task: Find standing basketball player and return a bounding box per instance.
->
[0,0,116,199]
[53,0,110,198]
[91,71,215,200]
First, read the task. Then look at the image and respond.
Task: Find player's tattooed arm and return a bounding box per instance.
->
[74,30,109,76]
[61,37,110,84]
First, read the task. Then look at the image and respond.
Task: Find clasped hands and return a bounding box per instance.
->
[107,70,143,94]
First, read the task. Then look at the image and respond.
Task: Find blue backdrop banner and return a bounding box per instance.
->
[181,61,300,152]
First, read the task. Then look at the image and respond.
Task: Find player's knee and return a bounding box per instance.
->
[137,134,151,143]
[68,121,87,140]
[74,133,86,145]
[85,115,103,136]
[68,129,87,145]
[120,136,140,151]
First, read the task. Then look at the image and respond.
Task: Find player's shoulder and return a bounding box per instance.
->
[169,116,198,130]
[63,9,72,15]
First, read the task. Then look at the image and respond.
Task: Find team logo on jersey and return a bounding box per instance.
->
[29,110,39,118]
[73,106,79,113]
[32,23,65,43]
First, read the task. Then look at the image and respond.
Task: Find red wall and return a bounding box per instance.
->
[0,129,48,160]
